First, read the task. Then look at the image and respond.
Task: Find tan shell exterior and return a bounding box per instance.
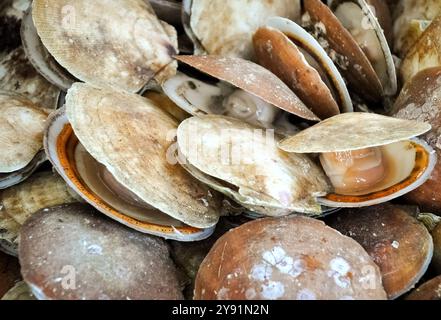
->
[391,67,441,213]
[0,47,59,110]
[65,83,220,228]
[176,55,319,121]
[194,216,387,300]
[279,112,431,153]
[431,222,441,274]
[32,0,178,92]
[327,204,433,299]
[1,281,35,300]
[188,0,301,59]
[401,14,441,84]
[0,92,48,173]
[177,115,331,215]
[303,0,383,102]
[19,203,184,300]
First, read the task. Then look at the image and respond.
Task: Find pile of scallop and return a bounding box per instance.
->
[2,0,441,300]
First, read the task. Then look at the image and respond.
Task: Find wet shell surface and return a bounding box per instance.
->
[194,216,387,300]
[175,55,319,121]
[32,0,178,92]
[406,275,441,300]
[391,67,441,213]
[327,203,433,299]
[183,0,301,59]
[432,222,441,274]
[0,92,48,173]
[19,203,184,300]
[177,115,331,216]
[0,47,59,110]
[400,15,441,84]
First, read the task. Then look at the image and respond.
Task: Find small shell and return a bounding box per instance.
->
[19,203,184,300]
[401,15,441,84]
[183,0,301,59]
[32,0,178,92]
[176,55,320,121]
[1,281,35,300]
[327,203,433,299]
[0,92,48,173]
[194,216,387,300]
[406,276,441,300]
[0,47,59,110]
[177,115,331,216]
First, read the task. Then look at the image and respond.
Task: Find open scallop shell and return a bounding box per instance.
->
[279,112,436,208]
[44,84,220,241]
[182,0,301,59]
[177,115,331,216]
[327,0,397,96]
[31,0,178,92]
[254,17,352,119]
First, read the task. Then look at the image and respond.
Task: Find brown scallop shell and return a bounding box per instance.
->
[253,26,340,120]
[432,222,441,274]
[176,55,320,121]
[19,203,184,300]
[303,0,383,102]
[327,203,433,299]
[391,67,441,213]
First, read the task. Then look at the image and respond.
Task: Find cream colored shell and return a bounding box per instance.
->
[65,83,220,228]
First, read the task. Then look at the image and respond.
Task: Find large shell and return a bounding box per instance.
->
[253,17,352,119]
[175,55,319,121]
[400,14,441,85]
[279,112,431,153]
[393,0,441,57]
[0,47,59,110]
[183,0,301,59]
[32,0,178,92]
[391,67,441,213]
[194,216,387,300]
[0,92,48,173]
[177,115,331,216]
[432,222,441,274]
[1,281,35,300]
[45,83,221,239]
[327,203,433,299]
[0,251,21,298]
[19,203,184,300]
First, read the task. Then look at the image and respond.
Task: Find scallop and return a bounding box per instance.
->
[279,112,435,208]
[45,83,222,241]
